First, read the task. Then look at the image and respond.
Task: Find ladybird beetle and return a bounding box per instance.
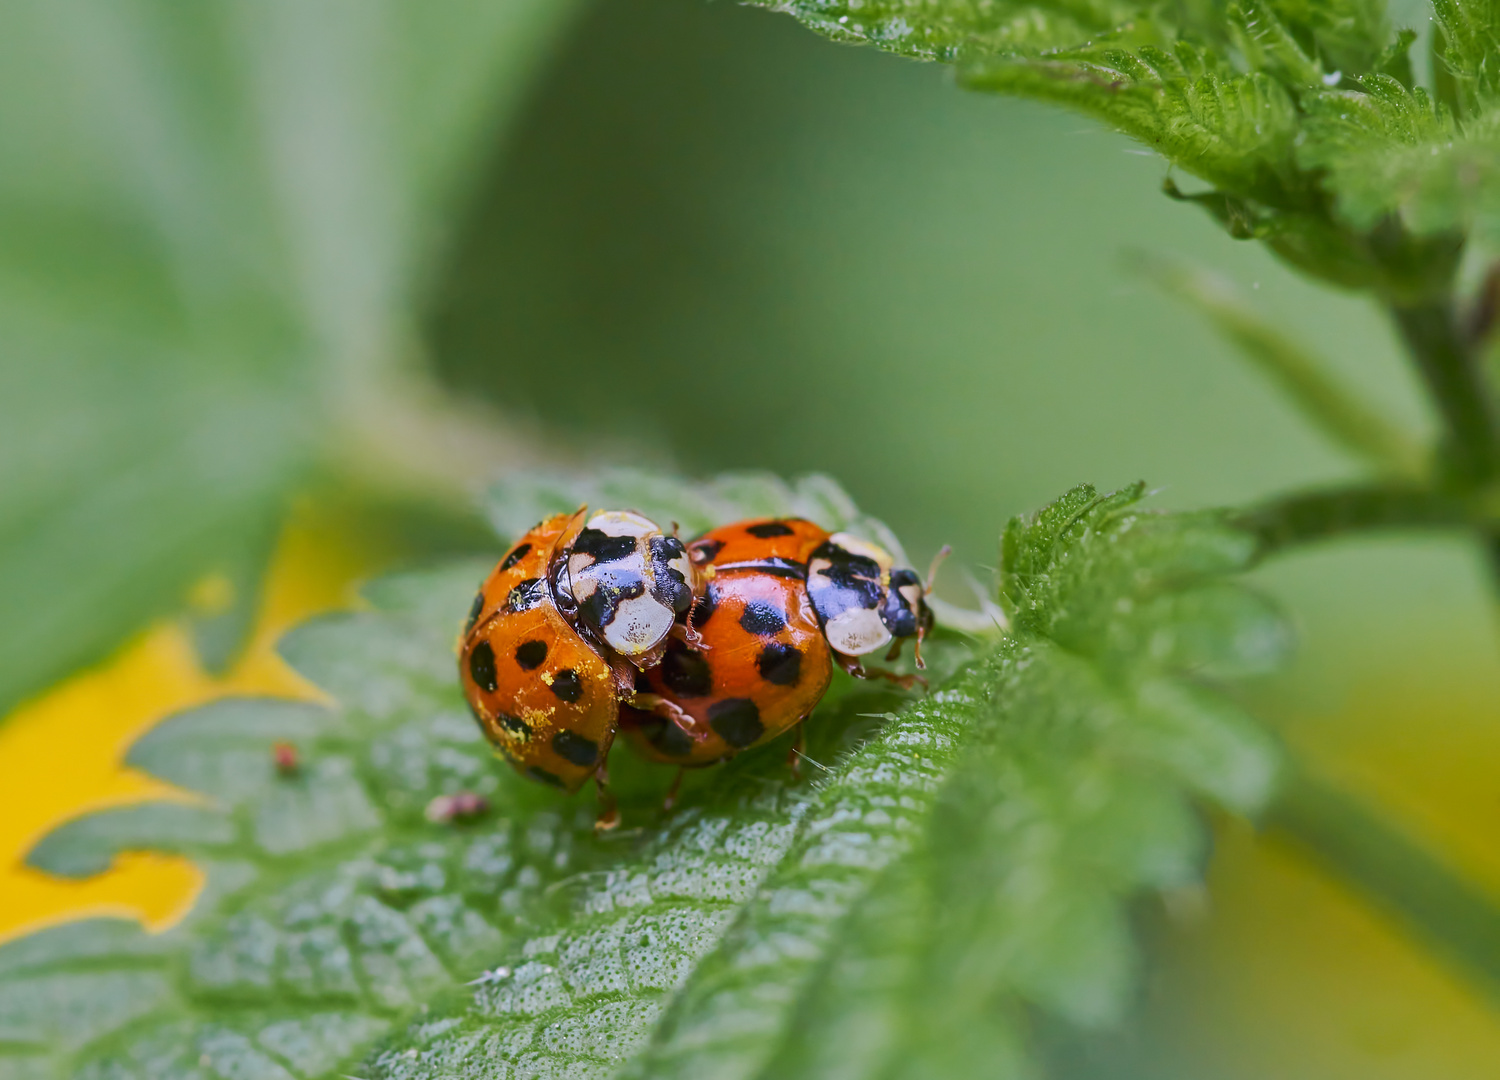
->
[460,512,621,799]
[459,507,703,825]
[620,517,937,774]
[462,508,940,821]
[621,517,835,768]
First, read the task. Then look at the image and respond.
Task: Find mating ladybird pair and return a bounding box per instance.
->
[458,507,939,824]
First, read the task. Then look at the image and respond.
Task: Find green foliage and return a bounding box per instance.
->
[1,561,604,1080]
[1432,0,1500,113]
[749,0,1142,61]
[963,43,1309,211]
[750,0,1500,295]
[0,0,582,717]
[1302,80,1500,243]
[0,471,1282,1079]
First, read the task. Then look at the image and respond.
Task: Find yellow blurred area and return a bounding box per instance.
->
[1139,643,1500,1079]
[0,507,379,945]
[1159,826,1500,1080]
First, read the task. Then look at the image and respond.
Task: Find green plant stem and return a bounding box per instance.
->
[1232,482,1474,557]
[1390,299,1500,484]
[1268,763,1500,1003]
[1388,298,1500,613]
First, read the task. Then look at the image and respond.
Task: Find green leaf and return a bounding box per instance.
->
[1300,78,1500,243]
[963,43,1309,209]
[0,0,582,717]
[1432,0,1500,112]
[0,473,1283,1079]
[1257,0,1393,79]
[751,2,1313,209]
[3,561,602,1080]
[749,0,1476,300]
[745,0,1143,62]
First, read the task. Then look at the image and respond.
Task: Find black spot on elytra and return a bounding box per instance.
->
[688,583,718,631]
[465,590,484,632]
[550,668,583,702]
[708,698,764,748]
[514,639,547,670]
[739,601,786,636]
[506,578,546,612]
[746,520,796,538]
[468,642,498,692]
[527,765,566,788]
[756,642,802,686]
[552,729,599,766]
[499,713,532,738]
[499,542,531,572]
[574,527,637,563]
[662,647,712,697]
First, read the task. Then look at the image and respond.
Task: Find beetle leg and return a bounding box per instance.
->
[670,619,706,649]
[593,761,620,832]
[609,657,640,698]
[833,651,926,691]
[679,590,709,649]
[785,723,805,779]
[630,692,709,742]
[662,767,687,812]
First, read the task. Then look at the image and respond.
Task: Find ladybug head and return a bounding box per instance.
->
[805,532,935,661]
[557,509,696,665]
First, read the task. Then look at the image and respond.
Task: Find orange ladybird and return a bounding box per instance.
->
[459,513,619,796]
[621,518,835,766]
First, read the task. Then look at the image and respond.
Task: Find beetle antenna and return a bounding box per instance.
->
[924,544,952,596]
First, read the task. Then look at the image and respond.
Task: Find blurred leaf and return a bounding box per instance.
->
[1138,254,1426,475]
[744,0,1141,59]
[0,0,582,717]
[486,466,919,568]
[1300,77,1500,242]
[0,472,1284,1079]
[1432,0,1500,113]
[1259,0,1393,78]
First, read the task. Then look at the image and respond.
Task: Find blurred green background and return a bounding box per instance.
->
[4,0,1500,1076]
